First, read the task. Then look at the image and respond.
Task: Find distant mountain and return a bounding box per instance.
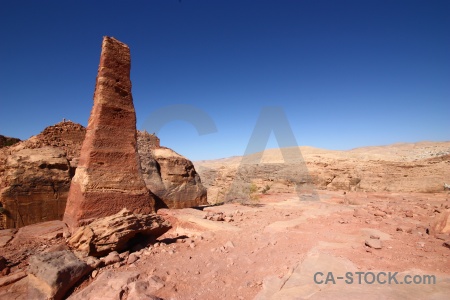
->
[194,141,450,203]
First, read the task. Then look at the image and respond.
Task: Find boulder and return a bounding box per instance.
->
[28,250,92,300]
[67,208,171,257]
[0,147,71,228]
[138,131,207,209]
[63,36,155,228]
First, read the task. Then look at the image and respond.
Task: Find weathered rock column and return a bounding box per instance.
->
[63,36,155,228]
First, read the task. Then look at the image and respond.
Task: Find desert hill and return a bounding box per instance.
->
[195,141,450,203]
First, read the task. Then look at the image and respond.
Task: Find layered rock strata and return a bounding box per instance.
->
[0,148,70,228]
[67,208,171,257]
[63,37,155,228]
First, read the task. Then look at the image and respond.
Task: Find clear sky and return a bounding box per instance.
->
[1,0,449,161]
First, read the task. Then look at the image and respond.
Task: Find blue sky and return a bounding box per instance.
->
[1,0,449,160]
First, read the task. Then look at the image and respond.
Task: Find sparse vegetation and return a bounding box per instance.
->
[261,184,271,194]
[232,182,261,206]
[249,183,258,194]
[249,182,260,203]
[0,136,20,148]
[5,140,18,146]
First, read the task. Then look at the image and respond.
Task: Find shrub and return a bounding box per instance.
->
[261,184,271,194]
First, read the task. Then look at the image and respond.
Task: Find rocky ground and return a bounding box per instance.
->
[0,190,449,299]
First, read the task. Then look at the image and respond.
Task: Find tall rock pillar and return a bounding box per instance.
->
[63,37,155,228]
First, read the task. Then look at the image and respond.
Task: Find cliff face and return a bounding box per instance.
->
[0,122,85,229]
[1,147,70,228]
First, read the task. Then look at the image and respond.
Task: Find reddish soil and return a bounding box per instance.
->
[1,190,449,299]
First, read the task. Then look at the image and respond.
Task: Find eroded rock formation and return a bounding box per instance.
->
[138,131,207,209]
[0,147,70,228]
[67,208,171,257]
[0,125,207,228]
[20,121,86,163]
[0,122,86,229]
[63,37,155,228]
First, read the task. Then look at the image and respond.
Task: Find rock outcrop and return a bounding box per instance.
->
[0,125,207,229]
[19,121,86,163]
[63,37,155,228]
[67,208,171,257]
[0,122,85,229]
[138,131,207,209]
[0,147,71,228]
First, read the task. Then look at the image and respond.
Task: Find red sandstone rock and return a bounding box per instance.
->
[28,250,92,300]
[63,37,155,228]
[0,122,85,229]
[138,131,207,209]
[67,208,171,257]
[0,147,71,228]
[19,121,86,163]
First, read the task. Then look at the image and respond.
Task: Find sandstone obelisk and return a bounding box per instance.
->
[63,36,155,228]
